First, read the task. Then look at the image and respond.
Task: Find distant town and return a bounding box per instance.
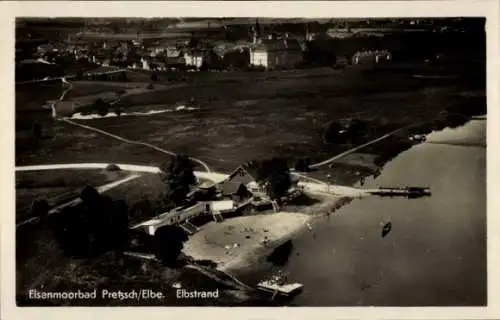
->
[16,18,483,81]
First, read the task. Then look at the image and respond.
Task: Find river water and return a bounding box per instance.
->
[283,118,486,306]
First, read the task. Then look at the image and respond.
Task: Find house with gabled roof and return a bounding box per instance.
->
[218,165,258,197]
[249,35,303,70]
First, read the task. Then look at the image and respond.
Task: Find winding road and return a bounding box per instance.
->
[16,67,128,85]
[43,74,213,173]
[309,126,409,169]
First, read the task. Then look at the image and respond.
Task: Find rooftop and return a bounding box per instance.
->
[252,38,302,52]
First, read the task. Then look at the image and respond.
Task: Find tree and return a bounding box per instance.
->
[32,122,42,139]
[159,155,197,208]
[154,225,189,267]
[80,185,100,203]
[151,73,158,82]
[323,121,343,144]
[294,158,312,172]
[114,106,122,117]
[75,69,84,80]
[254,157,292,202]
[345,119,368,144]
[120,71,128,82]
[94,98,109,116]
[31,198,50,218]
[129,198,154,222]
[54,186,129,258]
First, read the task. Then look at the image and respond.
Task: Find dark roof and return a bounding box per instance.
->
[185,48,207,56]
[165,56,185,64]
[150,60,166,67]
[253,39,302,52]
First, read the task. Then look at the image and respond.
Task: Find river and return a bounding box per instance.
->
[282,118,486,306]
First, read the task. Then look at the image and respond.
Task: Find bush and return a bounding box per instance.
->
[31,198,50,218]
[54,192,129,258]
[80,185,100,204]
[248,65,266,72]
[129,198,154,222]
[120,71,128,82]
[147,83,155,90]
[31,122,43,139]
[114,106,122,117]
[323,121,343,144]
[254,157,292,202]
[105,163,121,171]
[153,225,189,266]
[94,98,109,117]
[75,69,84,80]
[294,158,312,172]
[159,155,197,208]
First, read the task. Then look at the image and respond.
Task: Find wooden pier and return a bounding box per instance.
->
[367,186,431,198]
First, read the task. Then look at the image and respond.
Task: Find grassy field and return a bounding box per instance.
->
[17,60,485,173]
[65,62,484,171]
[63,81,131,100]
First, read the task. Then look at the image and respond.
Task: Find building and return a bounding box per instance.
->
[184,49,205,69]
[166,46,181,58]
[249,37,303,70]
[352,49,392,64]
[140,57,150,70]
[165,56,186,70]
[213,43,251,70]
[37,43,56,55]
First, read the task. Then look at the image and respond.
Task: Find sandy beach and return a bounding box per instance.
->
[183,187,354,276]
[183,212,310,272]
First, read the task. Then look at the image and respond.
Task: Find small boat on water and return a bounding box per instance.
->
[382,222,392,237]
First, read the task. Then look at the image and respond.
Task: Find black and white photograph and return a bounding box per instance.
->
[4,1,497,314]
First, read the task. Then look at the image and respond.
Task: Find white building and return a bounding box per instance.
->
[131,200,235,236]
[141,57,150,70]
[249,38,303,70]
[352,50,392,65]
[184,50,205,69]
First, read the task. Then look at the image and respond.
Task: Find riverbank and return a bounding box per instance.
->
[183,182,358,279]
[280,118,486,306]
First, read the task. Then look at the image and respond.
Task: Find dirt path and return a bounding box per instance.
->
[310,126,408,169]
[60,118,212,172]
[16,67,128,85]
[15,163,228,183]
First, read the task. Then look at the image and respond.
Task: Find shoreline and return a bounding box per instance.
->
[180,116,486,284]
[182,189,357,281]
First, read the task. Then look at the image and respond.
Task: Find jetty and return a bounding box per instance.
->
[366,186,431,198]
